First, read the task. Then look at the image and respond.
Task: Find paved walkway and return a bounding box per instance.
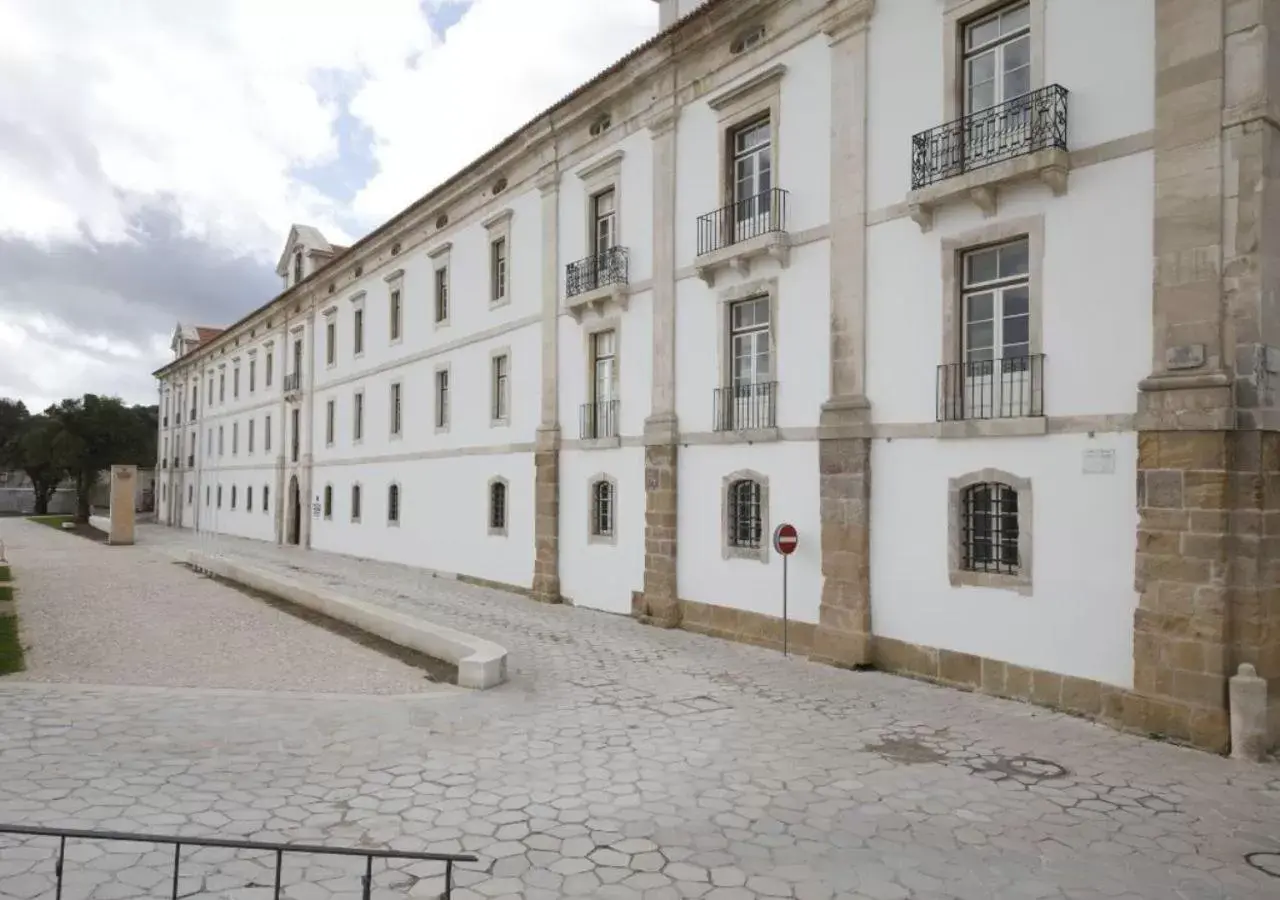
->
[0,523,1275,899]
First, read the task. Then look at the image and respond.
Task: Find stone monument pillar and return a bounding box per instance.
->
[108,465,137,546]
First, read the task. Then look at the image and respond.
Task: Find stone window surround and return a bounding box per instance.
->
[387,481,401,527]
[489,346,512,428]
[582,316,622,450]
[434,363,452,433]
[587,473,618,546]
[721,469,770,562]
[715,276,781,442]
[350,482,362,523]
[385,269,405,345]
[389,379,403,440]
[352,388,364,445]
[938,214,1045,439]
[947,467,1033,595]
[487,476,509,537]
[567,151,629,320]
[428,242,452,329]
[483,209,513,309]
[232,359,241,398]
[325,397,335,447]
[348,291,366,358]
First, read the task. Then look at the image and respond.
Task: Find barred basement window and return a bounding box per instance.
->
[246,486,253,510]
[727,479,762,549]
[388,483,400,525]
[263,485,269,512]
[591,479,615,539]
[488,478,508,536]
[351,483,362,522]
[323,484,333,519]
[961,481,1019,573]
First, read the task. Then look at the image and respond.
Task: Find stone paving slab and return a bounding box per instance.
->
[0,524,1273,899]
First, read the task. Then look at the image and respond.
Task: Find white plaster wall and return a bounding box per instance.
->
[866,0,1155,210]
[870,431,1139,687]
[674,241,830,432]
[674,34,832,270]
[199,465,279,543]
[866,151,1153,423]
[558,446,646,615]
[678,441,822,623]
[558,290,655,441]
[308,452,535,586]
[558,132,654,286]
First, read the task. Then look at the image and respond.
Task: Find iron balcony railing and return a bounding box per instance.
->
[284,372,301,393]
[566,247,629,299]
[580,400,619,440]
[175,413,181,425]
[190,407,197,420]
[714,381,777,432]
[162,415,168,428]
[187,454,195,468]
[161,459,167,469]
[911,84,1069,190]
[173,456,180,468]
[696,188,788,257]
[0,823,477,900]
[937,354,1045,422]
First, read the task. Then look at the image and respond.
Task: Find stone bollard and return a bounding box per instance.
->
[1229,663,1268,762]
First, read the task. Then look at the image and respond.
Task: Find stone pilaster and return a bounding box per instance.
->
[812,1,875,667]
[1133,0,1280,752]
[638,97,681,627]
[531,171,562,604]
[532,427,562,604]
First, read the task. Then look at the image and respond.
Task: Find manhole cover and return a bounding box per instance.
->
[1245,852,1280,878]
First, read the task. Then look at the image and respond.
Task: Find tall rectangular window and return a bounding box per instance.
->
[729,297,772,389]
[390,383,402,436]
[491,238,507,302]
[390,288,402,341]
[354,307,364,355]
[353,391,364,441]
[219,372,225,402]
[233,367,240,398]
[326,320,336,366]
[958,237,1032,418]
[207,428,213,455]
[265,349,273,387]
[591,330,617,406]
[218,425,224,456]
[264,414,272,452]
[293,339,303,377]
[491,354,509,423]
[592,188,616,257]
[249,358,256,393]
[208,377,214,405]
[293,250,303,284]
[351,484,362,522]
[732,117,773,233]
[248,418,255,453]
[963,2,1030,115]
[435,369,450,429]
[434,267,449,324]
[232,421,238,455]
[325,398,335,446]
[291,408,300,463]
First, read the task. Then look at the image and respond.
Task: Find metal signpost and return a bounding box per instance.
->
[772,523,798,656]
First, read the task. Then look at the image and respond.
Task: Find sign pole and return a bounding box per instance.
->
[772,522,798,659]
[782,552,789,658]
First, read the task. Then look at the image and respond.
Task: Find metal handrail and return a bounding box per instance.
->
[0,823,478,900]
[566,247,629,299]
[696,188,788,257]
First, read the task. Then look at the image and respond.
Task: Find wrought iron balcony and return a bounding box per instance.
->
[175,413,181,425]
[173,456,180,469]
[566,247,629,299]
[284,372,301,393]
[580,400,619,440]
[911,85,1068,190]
[697,188,788,257]
[714,381,777,432]
[937,354,1045,422]
[187,454,194,468]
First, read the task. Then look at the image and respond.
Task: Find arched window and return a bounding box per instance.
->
[263,485,270,512]
[961,481,1020,573]
[590,477,615,540]
[488,478,508,536]
[230,485,237,509]
[323,484,333,519]
[351,483,362,522]
[247,486,253,510]
[387,483,400,525]
[216,485,222,508]
[727,479,763,549]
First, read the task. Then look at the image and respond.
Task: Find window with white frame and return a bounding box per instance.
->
[326,320,336,366]
[248,418,255,454]
[218,425,224,456]
[490,238,507,303]
[233,366,240,398]
[435,369,450,430]
[325,398,335,446]
[964,2,1030,115]
[265,349,273,386]
[592,188,616,257]
[732,117,772,233]
[387,483,400,525]
[232,421,238,455]
[721,297,773,430]
[264,414,272,452]
[727,477,763,550]
[353,307,364,356]
[353,390,364,442]
[959,238,1032,418]
[351,483,362,522]
[390,382,402,436]
[491,353,509,424]
[434,266,449,324]
[323,484,333,519]
[590,478,614,539]
[389,288,403,341]
[488,479,507,535]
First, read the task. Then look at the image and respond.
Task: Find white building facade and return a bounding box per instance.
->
[155,0,1280,753]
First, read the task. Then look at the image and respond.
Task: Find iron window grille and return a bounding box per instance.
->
[323,485,332,519]
[351,484,361,521]
[566,247,630,299]
[580,400,618,440]
[727,479,763,549]
[489,482,507,531]
[592,480,614,537]
[961,481,1019,574]
[388,484,400,524]
[696,188,788,257]
[911,84,1068,190]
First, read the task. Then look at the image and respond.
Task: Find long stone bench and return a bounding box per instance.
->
[182,550,508,689]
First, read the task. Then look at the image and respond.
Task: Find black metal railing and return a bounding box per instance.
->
[937,354,1045,422]
[187,454,194,468]
[911,84,1069,190]
[0,823,477,900]
[162,415,168,428]
[284,372,301,392]
[190,407,197,420]
[173,456,180,468]
[714,381,777,431]
[175,413,181,425]
[566,247,629,299]
[580,400,619,440]
[696,188,788,257]
[161,459,167,469]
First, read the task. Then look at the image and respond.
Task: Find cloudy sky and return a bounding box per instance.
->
[0,0,658,412]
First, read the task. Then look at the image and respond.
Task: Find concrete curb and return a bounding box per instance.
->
[182,550,508,690]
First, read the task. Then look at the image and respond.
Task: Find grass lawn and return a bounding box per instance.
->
[27,515,73,530]
[0,615,23,675]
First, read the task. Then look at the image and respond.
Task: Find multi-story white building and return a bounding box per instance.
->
[154,0,1280,754]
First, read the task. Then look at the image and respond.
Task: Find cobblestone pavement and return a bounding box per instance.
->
[0,525,1275,899]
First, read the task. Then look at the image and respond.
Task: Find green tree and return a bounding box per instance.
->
[0,398,29,467]
[46,395,156,521]
[15,415,65,515]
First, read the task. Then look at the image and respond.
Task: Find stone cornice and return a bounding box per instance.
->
[575,149,625,181]
[707,63,787,110]
[482,208,514,230]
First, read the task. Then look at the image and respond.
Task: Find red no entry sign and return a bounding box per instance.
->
[773,523,798,555]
